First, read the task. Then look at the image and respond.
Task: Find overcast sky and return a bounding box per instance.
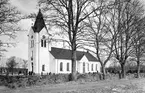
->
[4,0,38,60]
[3,0,145,60]
[10,0,38,14]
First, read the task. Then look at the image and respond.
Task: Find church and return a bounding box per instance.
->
[28,10,101,74]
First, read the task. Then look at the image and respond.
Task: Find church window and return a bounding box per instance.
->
[41,39,43,47]
[42,65,45,71]
[31,51,33,61]
[30,35,34,48]
[91,64,93,71]
[31,62,33,72]
[44,40,46,47]
[33,40,34,47]
[31,40,34,48]
[41,35,47,48]
[88,63,89,71]
[42,35,46,39]
[96,64,97,71]
[67,63,69,71]
[60,62,63,71]
[31,35,33,38]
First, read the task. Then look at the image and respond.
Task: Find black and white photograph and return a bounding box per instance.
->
[0,0,145,92]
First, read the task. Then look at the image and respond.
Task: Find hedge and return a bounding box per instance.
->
[0,72,143,89]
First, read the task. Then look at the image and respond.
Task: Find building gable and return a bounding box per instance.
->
[79,55,89,62]
[39,27,49,38]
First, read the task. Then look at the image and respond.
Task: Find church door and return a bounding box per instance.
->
[83,63,85,73]
[31,62,33,73]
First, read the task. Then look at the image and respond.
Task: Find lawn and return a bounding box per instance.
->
[0,78,145,93]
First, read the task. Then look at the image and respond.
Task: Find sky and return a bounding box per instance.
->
[3,0,38,60]
[2,0,145,60]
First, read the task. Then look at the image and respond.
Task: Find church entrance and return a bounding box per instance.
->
[83,63,85,73]
[31,62,33,73]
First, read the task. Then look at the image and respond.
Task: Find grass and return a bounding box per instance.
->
[0,78,145,93]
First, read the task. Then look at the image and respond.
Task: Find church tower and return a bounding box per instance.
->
[28,9,51,74]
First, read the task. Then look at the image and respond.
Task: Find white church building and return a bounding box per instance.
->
[28,10,101,74]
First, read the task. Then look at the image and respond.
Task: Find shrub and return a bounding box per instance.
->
[77,73,101,82]
[41,74,70,84]
[53,74,70,83]
[2,72,145,89]
[27,75,42,86]
[7,83,18,89]
[106,65,145,74]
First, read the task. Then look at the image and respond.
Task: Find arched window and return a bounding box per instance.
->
[91,64,93,71]
[31,62,33,72]
[83,63,85,73]
[88,63,89,71]
[60,62,63,71]
[44,40,46,47]
[42,65,45,71]
[41,35,47,48]
[30,35,34,48]
[96,64,97,71]
[31,40,34,48]
[42,35,46,39]
[67,63,69,71]
[41,39,43,47]
[31,51,33,61]
[31,35,33,39]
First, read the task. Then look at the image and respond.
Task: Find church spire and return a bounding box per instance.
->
[32,9,46,33]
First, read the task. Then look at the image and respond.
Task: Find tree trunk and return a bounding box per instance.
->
[12,68,13,75]
[121,63,125,78]
[137,61,140,78]
[102,65,106,80]
[6,68,9,76]
[71,48,77,81]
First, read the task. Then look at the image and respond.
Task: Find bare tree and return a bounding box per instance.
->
[83,0,116,79]
[39,0,104,80]
[0,0,21,56]
[6,56,18,75]
[131,17,145,78]
[111,0,144,78]
[22,60,28,69]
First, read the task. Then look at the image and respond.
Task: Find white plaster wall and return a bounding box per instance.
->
[49,53,56,73]
[78,55,89,73]
[77,62,80,73]
[28,28,32,72]
[95,61,101,72]
[28,27,40,74]
[77,55,101,73]
[38,27,51,74]
[34,33,39,73]
[28,27,51,74]
[39,48,50,73]
[78,62,83,73]
[57,59,72,74]
[88,62,101,73]
[28,27,36,72]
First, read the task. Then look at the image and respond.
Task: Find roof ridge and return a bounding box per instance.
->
[51,47,87,53]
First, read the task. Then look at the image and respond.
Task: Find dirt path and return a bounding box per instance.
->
[1,78,145,93]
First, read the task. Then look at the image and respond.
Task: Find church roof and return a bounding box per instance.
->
[32,9,46,33]
[50,47,98,62]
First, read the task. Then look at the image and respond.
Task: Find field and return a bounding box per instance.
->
[0,78,145,93]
